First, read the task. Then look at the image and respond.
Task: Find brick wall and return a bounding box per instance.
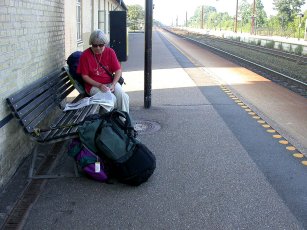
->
[0,0,65,187]
[0,0,126,188]
[64,0,77,58]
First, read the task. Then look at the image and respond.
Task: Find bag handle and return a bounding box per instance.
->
[93,110,137,154]
[110,110,138,151]
[110,110,137,138]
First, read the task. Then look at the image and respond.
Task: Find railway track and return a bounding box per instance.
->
[164,27,307,98]
[182,31,307,64]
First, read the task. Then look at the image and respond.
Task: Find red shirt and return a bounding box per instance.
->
[77,47,121,94]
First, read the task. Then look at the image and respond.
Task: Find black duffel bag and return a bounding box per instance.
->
[78,109,156,186]
[113,142,156,186]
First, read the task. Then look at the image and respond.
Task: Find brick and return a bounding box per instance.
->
[0,6,7,14]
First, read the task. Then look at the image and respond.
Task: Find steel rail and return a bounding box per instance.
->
[164,27,307,96]
[190,32,307,64]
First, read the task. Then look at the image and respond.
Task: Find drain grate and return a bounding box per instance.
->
[133,120,161,135]
[1,142,64,230]
[2,180,45,230]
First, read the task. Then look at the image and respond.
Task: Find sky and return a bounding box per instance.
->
[124,0,307,25]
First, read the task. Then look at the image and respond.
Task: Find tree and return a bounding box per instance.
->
[273,0,305,25]
[255,0,267,28]
[238,0,267,30]
[239,0,251,26]
[127,4,145,31]
[187,5,217,28]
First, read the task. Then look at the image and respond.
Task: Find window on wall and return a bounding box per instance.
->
[98,10,106,32]
[76,0,82,42]
[107,2,110,34]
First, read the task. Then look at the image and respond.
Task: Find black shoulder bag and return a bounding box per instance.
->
[90,48,125,85]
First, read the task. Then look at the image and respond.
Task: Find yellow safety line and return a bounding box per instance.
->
[159,32,307,167]
[219,84,307,166]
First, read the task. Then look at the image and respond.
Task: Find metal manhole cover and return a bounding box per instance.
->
[133,120,161,134]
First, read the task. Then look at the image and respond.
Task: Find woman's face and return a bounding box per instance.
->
[91,43,105,54]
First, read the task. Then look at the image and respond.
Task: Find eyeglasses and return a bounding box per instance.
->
[92,44,105,48]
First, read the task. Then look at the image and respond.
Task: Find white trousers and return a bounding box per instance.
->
[90,83,129,113]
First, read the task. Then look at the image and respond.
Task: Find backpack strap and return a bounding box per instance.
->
[89,48,125,85]
[89,48,113,78]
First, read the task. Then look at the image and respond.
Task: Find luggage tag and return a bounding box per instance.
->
[95,156,100,173]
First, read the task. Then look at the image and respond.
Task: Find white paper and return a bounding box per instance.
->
[64,91,114,112]
[95,162,101,173]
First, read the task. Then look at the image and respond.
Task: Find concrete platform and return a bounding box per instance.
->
[1,29,306,230]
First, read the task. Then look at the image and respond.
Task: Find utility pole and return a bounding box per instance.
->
[234,0,238,32]
[297,13,304,40]
[201,5,204,29]
[186,11,188,27]
[251,0,256,34]
[144,0,153,108]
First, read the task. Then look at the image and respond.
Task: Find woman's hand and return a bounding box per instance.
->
[98,84,110,92]
[109,84,115,92]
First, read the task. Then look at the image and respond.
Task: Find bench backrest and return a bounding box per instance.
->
[63,66,86,95]
[6,69,75,134]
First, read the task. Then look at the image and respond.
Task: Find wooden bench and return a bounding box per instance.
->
[6,67,100,179]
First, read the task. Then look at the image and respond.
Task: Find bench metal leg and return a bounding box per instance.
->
[73,161,80,177]
[28,145,39,178]
[29,143,79,180]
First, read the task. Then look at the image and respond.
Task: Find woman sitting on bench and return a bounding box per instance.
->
[77,29,129,113]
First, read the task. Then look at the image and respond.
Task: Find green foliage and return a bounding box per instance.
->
[229,36,241,41]
[239,0,251,24]
[278,43,284,50]
[294,45,303,55]
[250,40,257,45]
[183,0,306,38]
[265,41,275,49]
[273,0,305,24]
[236,0,268,30]
[255,0,268,27]
[127,4,145,31]
[188,5,219,28]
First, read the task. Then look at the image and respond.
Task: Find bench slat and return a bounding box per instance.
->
[8,73,70,118]
[39,108,86,142]
[7,72,58,103]
[68,105,100,134]
[38,105,100,142]
[21,96,56,128]
[7,67,100,143]
[16,87,54,119]
[7,70,67,106]
[7,78,55,116]
[45,106,93,140]
[18,78,74,130]
[24,101,58,133]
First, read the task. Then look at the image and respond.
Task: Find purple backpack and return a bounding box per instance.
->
[67,138,108,182]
